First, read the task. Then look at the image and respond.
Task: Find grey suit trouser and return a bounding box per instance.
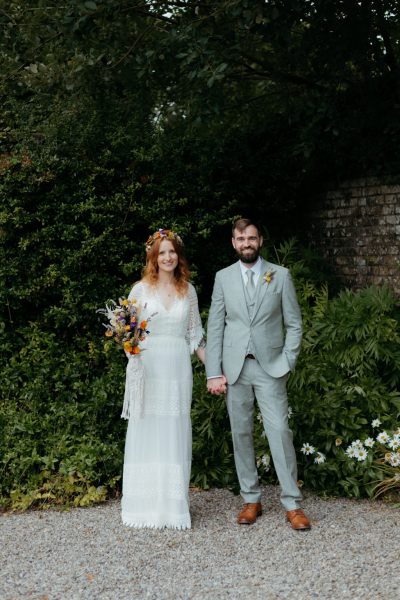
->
[226,357,302,511]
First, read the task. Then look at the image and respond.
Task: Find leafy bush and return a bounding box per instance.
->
[251,241,400,500]
[0,328,126,509]
[191,361,236,491]
[289,283,400,499]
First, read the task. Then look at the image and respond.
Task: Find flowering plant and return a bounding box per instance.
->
[343,423,400,467]
[300,443,327,464]
[263,270,275,284]
[299,418,400,499]
[97,297,152,355]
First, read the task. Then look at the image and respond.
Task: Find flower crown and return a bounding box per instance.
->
[145,229,183,253]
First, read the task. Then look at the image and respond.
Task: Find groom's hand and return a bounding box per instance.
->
[207,375,227,395]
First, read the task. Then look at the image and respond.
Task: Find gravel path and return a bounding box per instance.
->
[1,485,399,600]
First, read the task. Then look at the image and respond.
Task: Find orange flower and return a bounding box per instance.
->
[123,341,131,352]
[105,330,113,337]
[139,320,147,329]
[132,346,140,354]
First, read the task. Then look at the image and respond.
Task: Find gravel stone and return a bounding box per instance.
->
[1,485,399,599]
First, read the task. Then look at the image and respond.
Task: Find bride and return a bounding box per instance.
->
[121,229,206,529]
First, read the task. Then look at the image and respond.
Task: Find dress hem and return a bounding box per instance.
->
[122,515,191,530]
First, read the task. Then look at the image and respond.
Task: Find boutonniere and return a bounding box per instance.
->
[263,270,275,284]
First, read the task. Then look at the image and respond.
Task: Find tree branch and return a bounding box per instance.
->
[238,56,325,90]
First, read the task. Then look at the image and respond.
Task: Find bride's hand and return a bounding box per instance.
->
[207,375,227,395]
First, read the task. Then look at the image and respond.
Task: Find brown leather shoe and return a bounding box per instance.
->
[237,503,262,524]
[286,509,311,530]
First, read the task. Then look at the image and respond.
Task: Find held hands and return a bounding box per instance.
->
[207,375,227,395]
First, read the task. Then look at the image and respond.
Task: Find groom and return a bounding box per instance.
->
[206,218,310,530]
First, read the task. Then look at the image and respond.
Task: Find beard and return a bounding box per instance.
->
[235,247,260,263]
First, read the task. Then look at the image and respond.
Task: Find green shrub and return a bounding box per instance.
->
[250,241,400,499]
[0,327,126,509]
[288,284,400,499]
[191,361,236,491]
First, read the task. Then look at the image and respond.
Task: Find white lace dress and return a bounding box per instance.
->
[121,281,203,529]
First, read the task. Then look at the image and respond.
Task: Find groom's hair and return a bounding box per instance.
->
[232,218,262,236]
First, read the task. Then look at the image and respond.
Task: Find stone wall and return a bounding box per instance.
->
[308,178,400,295]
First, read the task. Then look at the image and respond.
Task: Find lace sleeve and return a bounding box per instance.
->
[128,281,144,304]
[186,283,205,354]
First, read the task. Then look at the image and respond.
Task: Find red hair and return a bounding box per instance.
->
[142,237,190,296]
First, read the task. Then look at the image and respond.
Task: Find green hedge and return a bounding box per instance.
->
[288,283,400,499]
[0,329,125,509]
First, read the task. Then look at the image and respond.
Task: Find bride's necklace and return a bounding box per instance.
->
[157,281,175,297]
[156,280,177,311]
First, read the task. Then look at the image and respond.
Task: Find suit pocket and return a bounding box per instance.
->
[268,339,284,349]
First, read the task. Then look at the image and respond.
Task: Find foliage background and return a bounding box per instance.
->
[1,1,400,508]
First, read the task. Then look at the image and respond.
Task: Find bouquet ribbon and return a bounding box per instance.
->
[121,355,145,420]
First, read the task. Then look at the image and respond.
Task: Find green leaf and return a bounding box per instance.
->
[84,1,97,10]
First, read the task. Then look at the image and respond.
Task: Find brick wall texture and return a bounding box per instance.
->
[308,178,400,295]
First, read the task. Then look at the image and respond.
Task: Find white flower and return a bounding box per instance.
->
[314,452,326,464]
[261,454,270,470]
[376,431,390,444]
[287,406,293,418]
[364,437,375,448]
[372,418,382,428]
[257,454,270,471]
[301,443,315,455]
[351,439,363,450]
[393,433,400,443]
[355,448,368,461]
[388,453,400,467]
[346,446,356,458]
[256,413,263,423]
[388,438,400,450]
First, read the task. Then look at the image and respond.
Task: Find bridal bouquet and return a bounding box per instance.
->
[98,297,153,419]
[98,297,151,355]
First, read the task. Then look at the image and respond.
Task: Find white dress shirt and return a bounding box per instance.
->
[239,256,263,286]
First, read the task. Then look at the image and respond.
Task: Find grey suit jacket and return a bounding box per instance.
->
[205,259,302,384]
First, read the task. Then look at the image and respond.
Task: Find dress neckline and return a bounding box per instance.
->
[155,288,179,313]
